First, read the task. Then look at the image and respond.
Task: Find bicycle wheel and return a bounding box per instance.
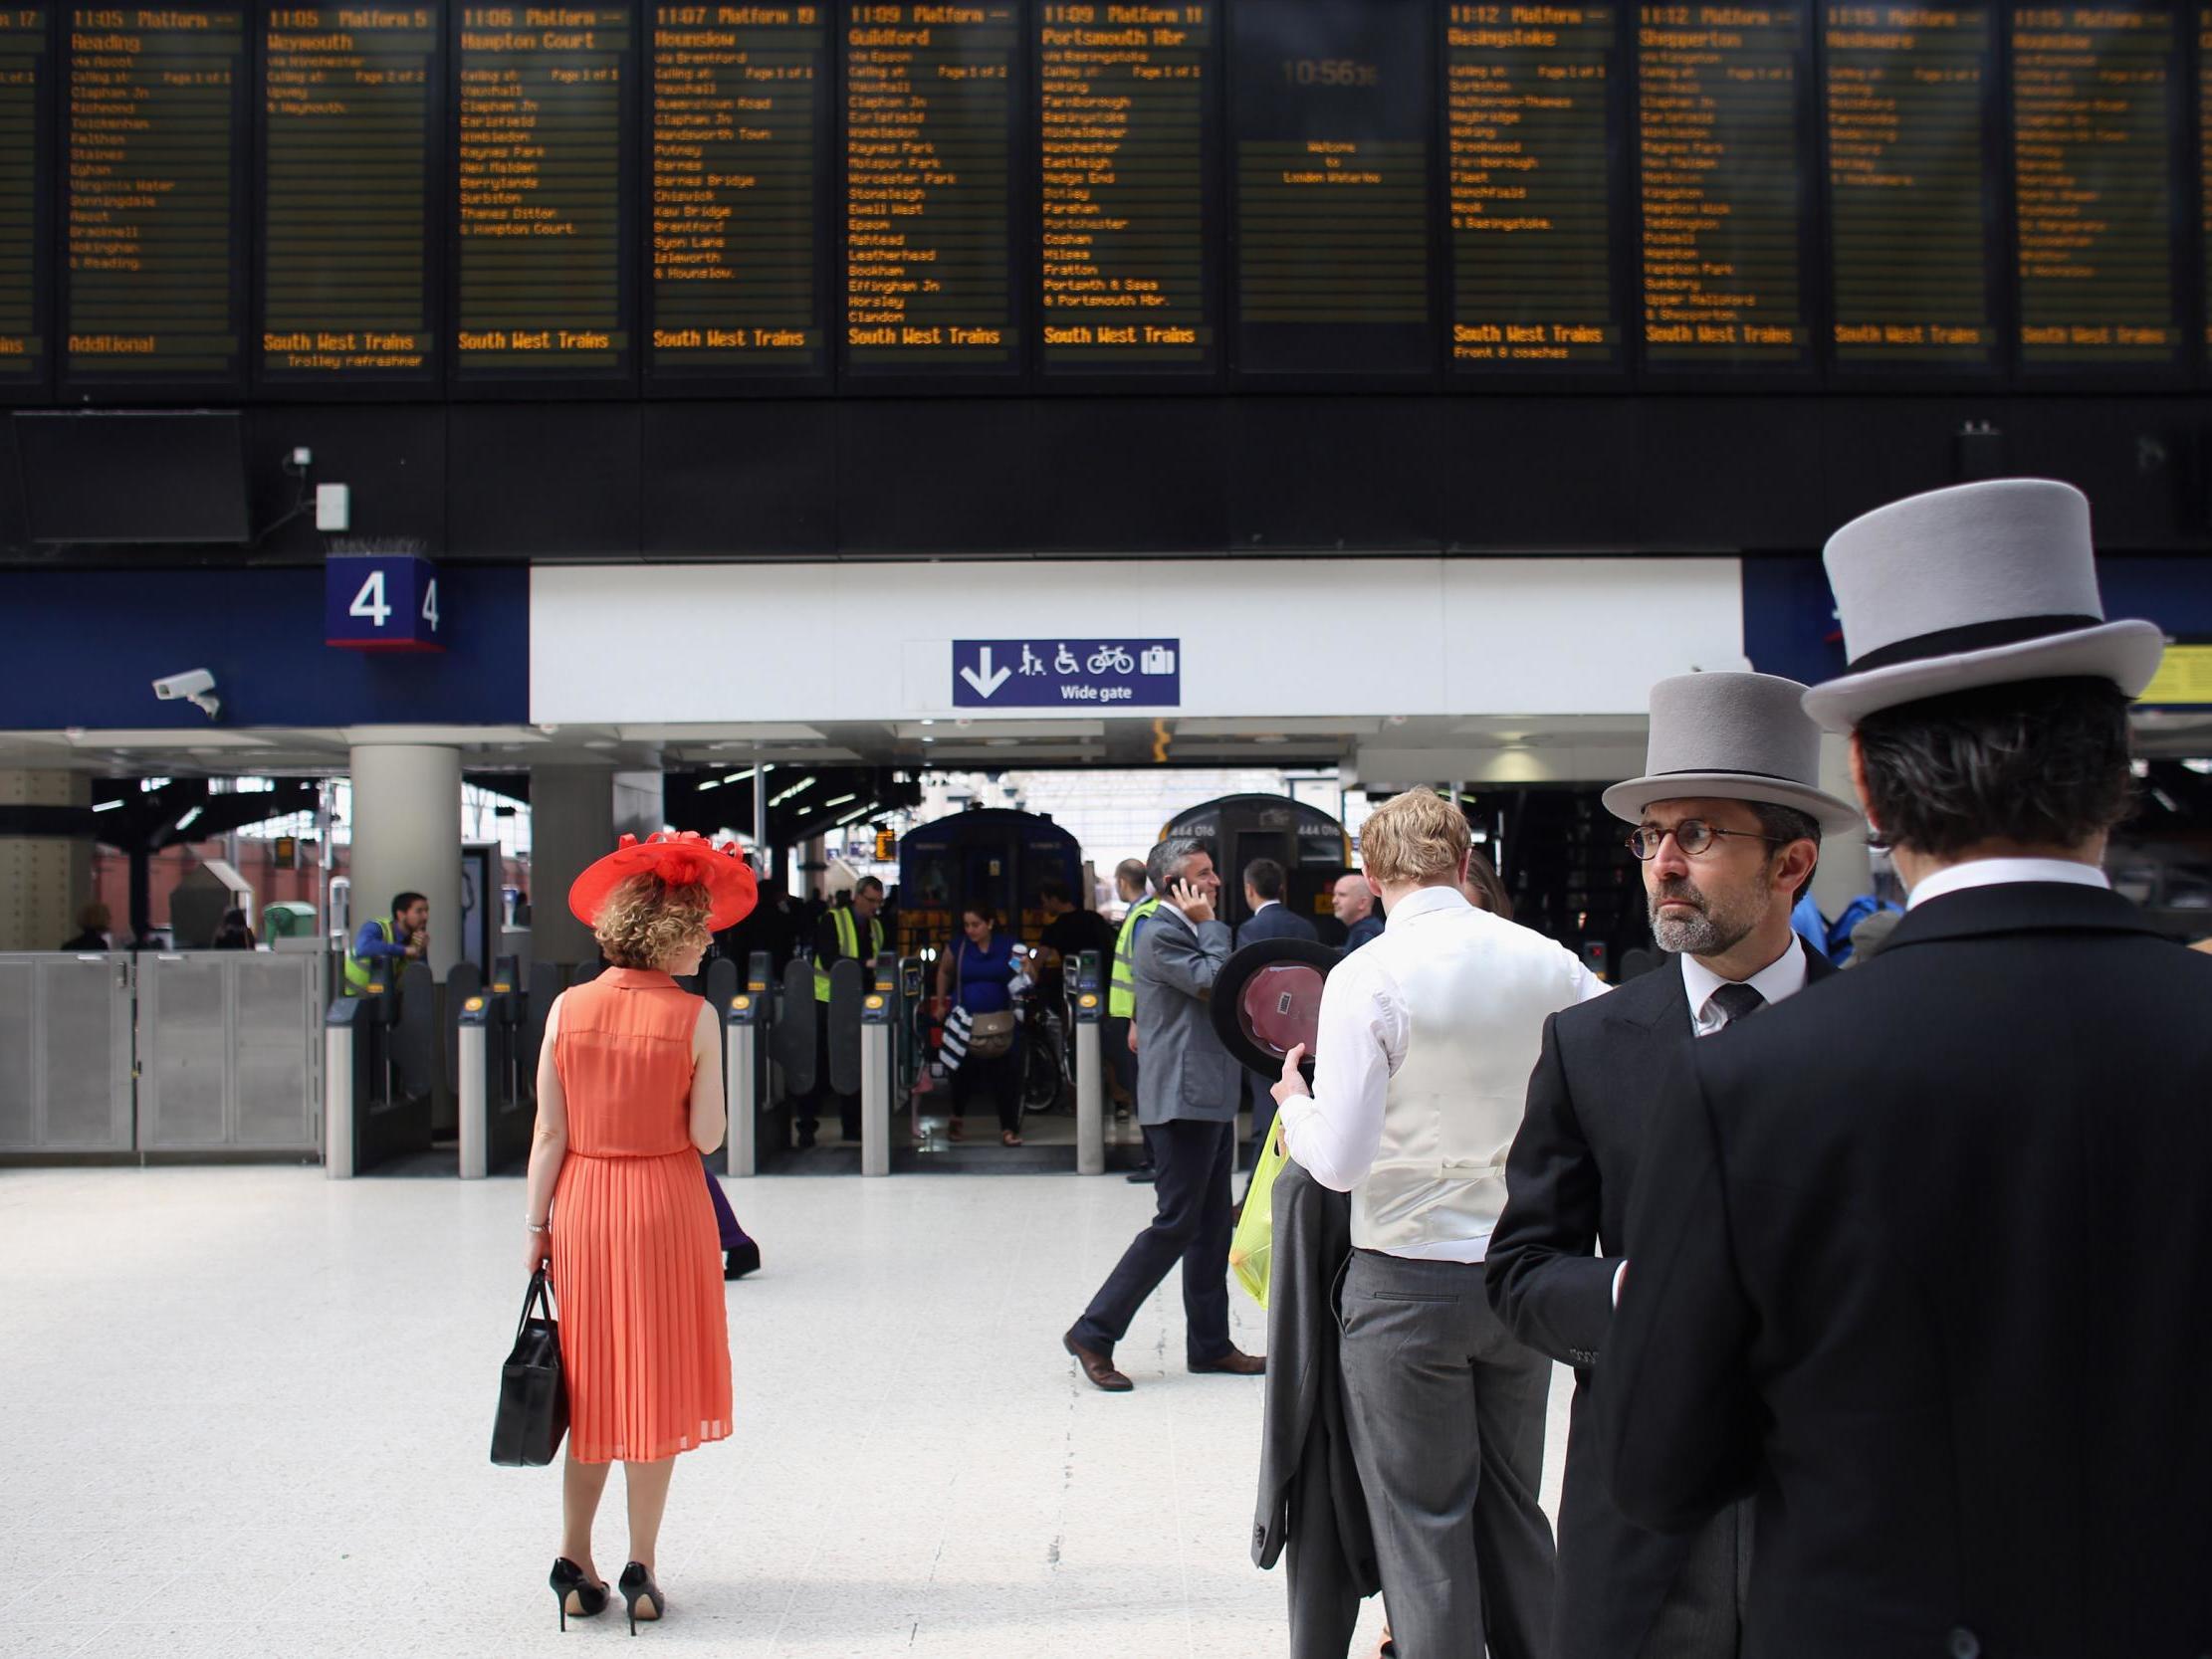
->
[1021,1037,1063,1115]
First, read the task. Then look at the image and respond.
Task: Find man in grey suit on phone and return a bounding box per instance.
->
[1064,837,1267,1391]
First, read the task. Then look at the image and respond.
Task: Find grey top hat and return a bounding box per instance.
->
[1603,672,1864,834]
[1801,479,2167,733]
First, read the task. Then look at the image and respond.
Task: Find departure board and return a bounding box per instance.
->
[454,3,635,380]
[1637,2,1811,370]
[1446,2,1619,372]
[1232,0,1431,376]
[648,3,828,382]
[260,5,439,384]
[1825,5,1992,369]
[1037,1,1216,375]
[2012,5,2179,369]
[842,2,1020,376]
[64,3,249,388]
[0,4,49,391]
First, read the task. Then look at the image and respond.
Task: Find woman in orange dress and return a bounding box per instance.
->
[523,832,755,1633]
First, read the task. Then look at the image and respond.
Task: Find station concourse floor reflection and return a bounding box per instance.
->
[0,1166,1576,1658]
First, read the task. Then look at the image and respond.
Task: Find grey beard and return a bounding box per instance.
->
[1653,911,1727,955]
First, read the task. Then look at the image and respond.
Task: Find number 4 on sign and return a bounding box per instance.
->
[421,579,439,633]
[348,568,392,628]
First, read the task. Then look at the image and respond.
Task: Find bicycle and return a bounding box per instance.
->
[1087,645,1134,675]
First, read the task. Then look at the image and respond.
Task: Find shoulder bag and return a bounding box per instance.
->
[490,1267,568,1466]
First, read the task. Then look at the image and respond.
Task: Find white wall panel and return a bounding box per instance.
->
[531,559,1745,726]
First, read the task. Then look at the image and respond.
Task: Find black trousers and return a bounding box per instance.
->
[1072,1117,1235,1364]
[799,1012,859,1141]
[953,1043,1021,1137]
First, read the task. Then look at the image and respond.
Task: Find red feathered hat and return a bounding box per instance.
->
[567,831,759,931]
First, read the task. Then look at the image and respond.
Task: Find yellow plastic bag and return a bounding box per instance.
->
[1230,1126,1290,1309]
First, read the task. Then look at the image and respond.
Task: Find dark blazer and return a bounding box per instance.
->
[1253,1160,1379,1658]
[1599,884,2212,1659]
[1341,914,1383,951]
[1487,945,1835,1659]
[1236,901,1320,950]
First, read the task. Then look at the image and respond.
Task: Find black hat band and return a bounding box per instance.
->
[1846,613,2101,676]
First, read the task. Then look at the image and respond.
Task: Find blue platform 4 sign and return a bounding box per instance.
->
[953,639,1181,708]
[326,555,445,653]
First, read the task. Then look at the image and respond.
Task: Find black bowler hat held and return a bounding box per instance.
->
[1210,937,1341,1081]
[491,1268,568,1468]
[1804,479,2167,732]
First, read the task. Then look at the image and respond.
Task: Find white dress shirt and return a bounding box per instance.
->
[1278,885,1608,1262]
[1906,856,2110,910]
[1680,933,1813,1038]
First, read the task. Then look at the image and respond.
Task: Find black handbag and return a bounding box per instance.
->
[490,1267,569,1467]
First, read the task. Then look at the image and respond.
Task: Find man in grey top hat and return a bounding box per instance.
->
[1599,481,2212,1658]
[1486,671,1861,1659]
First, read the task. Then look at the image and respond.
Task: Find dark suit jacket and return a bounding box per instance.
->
[1341,914,1383,951]
[1599,884,2212,1659]
[1236,902,1321,950]
[1254,1160,1379,1658]
[1487,945,1835,1659]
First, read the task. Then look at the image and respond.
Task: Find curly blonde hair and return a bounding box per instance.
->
[1358,789,1470,887]
[592,874,713,969]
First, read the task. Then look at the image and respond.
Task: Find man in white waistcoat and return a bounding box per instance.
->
[1272,788,1606,1659]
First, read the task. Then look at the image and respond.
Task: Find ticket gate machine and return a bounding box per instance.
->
[457,964,532,1178]
[719,951,774,1177]
[1071,949,1105,1175]
[325,976,430,1177]
[859,951,898,1177]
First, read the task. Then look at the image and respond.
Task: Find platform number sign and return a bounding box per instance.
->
[326,555,445,653]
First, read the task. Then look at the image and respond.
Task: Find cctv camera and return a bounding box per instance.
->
[152,670,221,721]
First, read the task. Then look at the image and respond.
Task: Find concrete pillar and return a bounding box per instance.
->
[530,764,616,967]
[0,770,94,952]
[347,744,463,980]
[1810,731,1874,920]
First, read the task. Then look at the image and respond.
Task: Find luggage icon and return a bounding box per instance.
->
[1140,645,1176,676]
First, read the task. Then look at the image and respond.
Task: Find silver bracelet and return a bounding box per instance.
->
[526,1220,549,1233]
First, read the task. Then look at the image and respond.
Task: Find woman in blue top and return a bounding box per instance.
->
[936,901,1024,1145]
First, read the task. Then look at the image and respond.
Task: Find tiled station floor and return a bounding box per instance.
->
[0,1166,1571,1658]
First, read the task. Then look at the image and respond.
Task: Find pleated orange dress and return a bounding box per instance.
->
[550,967,732,1464]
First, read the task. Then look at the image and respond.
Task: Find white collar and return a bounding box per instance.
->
[1251,899,1280,914]
[1906,857,2110,911]
[1382,885,1472,931]
[1680,933,1810,1026]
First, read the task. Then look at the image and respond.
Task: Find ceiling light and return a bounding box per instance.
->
[771,775,816,807]
[93,799,123,813]
[175,806,203,831]
[822,793,858,808]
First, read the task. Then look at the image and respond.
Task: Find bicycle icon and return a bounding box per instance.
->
[1087,645,1135,675]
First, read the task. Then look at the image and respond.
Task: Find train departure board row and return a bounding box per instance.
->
[11,0,2212,398]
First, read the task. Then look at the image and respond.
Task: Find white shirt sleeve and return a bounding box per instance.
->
[1277,954,1401,1193]
[1570,955,1611,1004]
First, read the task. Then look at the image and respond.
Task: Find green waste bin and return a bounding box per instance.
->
[262,902,319,940]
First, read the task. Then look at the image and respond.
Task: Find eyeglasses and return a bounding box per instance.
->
[1625,821,1791,861]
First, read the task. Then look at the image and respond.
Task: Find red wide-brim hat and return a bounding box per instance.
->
[567,831,759,931]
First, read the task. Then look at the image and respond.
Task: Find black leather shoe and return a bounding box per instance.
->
[725,1240,760,1280]
[550,1557,608,1631]
[1124,1166,1156,1184]
[1062,1329,1133,1391]
[618,1561,664,1633]
[1189,1348,1266,1376]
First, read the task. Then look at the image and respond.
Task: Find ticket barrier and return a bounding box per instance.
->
[858,952,898,1177]
[325,976,430,1177]
[457,964,532,1179]
[716,951,775,1177]
[1071,949,1105,1176]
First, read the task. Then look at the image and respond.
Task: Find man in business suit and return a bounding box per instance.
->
[1065,837,1266,1390]
[1236,857,1319,1165]
[1486,671,1863,1659]
[1332,872,1383,951]
[1601,480,2212,1657]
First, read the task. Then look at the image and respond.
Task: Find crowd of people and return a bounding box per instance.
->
[513,480,2212,1654]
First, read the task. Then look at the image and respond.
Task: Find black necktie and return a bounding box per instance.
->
[1708,981,1766,1027]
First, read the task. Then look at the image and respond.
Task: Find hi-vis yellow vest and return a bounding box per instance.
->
[1107,896,1160,1019]
[813,908,886,1002]
[343,917,391,995]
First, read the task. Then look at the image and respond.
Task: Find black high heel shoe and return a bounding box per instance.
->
[618,1561,664,1634]
[550,1557,608,1631]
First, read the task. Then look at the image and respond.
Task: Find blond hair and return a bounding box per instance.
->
[592,874,713,969]
[1358,790,1470,887]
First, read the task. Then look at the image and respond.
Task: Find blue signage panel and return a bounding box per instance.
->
[326,555,445,653]
[952,639,1181,709]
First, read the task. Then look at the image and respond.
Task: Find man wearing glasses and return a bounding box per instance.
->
[1485,671,1862,1659]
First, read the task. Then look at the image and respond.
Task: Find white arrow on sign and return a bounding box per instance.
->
[960,645,1012,700]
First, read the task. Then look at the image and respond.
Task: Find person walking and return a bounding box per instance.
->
[1271,789,1605,1659]
[799,875,886,1147]
[937,901,1025,1145]
[524,832,752,1634]
[1485,672,1861,1659]
[1065,837,1264,1389]
[1600,480,2212,1657]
